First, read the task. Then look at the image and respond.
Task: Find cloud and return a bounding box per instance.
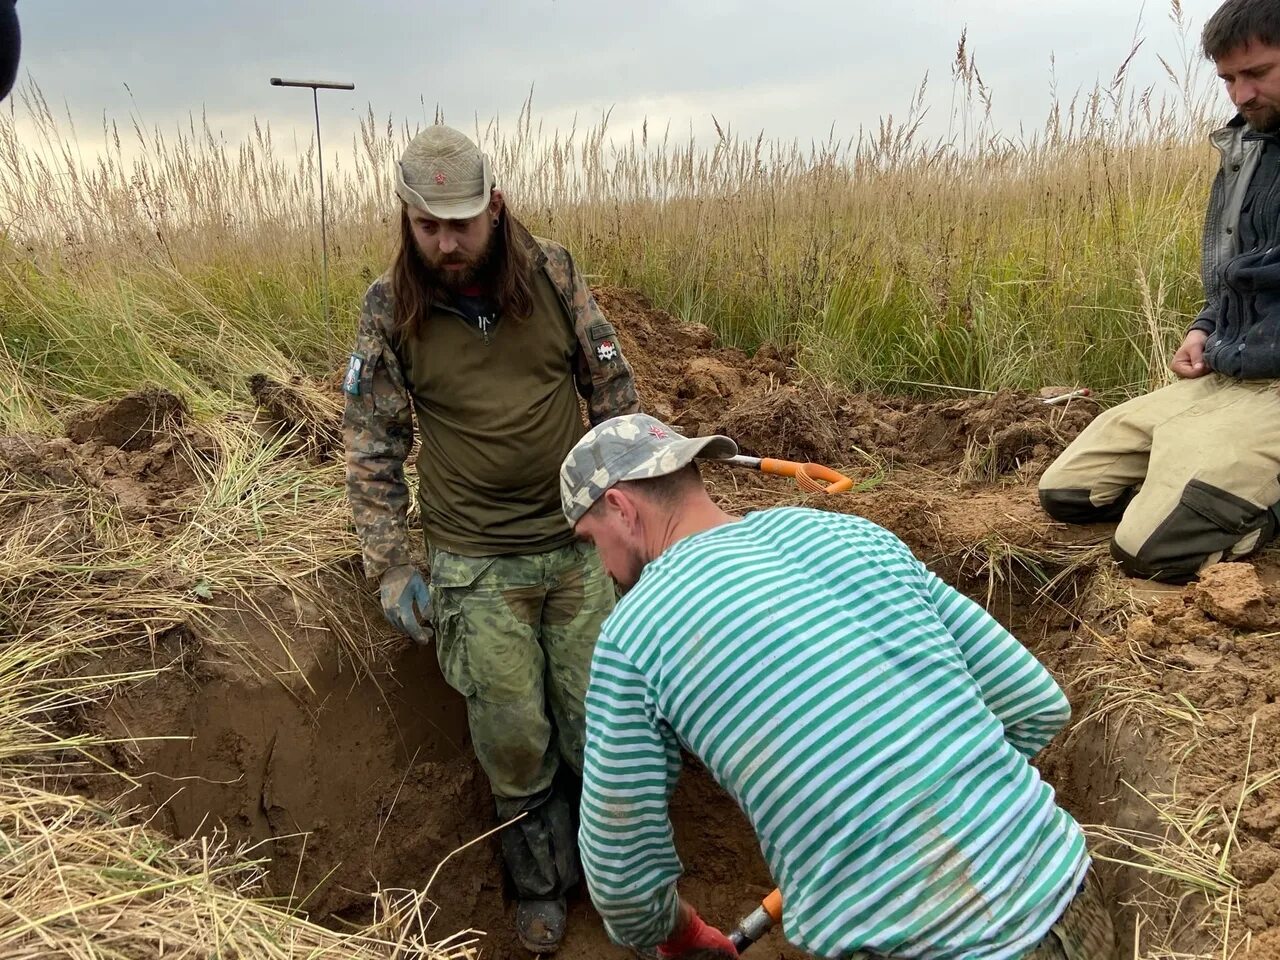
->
[11,0,1228,171]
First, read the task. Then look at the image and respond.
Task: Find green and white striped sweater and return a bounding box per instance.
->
[578,507,1087,959]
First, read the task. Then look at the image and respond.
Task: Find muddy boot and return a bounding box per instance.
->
[516,896,566,954]
[497,786,580,892]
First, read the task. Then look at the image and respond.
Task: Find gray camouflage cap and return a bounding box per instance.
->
[560,414,738,524]
[396,125,494,221]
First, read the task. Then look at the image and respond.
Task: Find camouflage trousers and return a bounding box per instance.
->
[428,541,614,899]
[1022,871,1116,960]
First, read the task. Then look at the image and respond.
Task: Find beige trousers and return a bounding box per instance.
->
[1038,375,1280,582]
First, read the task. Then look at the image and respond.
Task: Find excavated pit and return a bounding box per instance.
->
[75,495,1119,960]
[10,290,1279,957]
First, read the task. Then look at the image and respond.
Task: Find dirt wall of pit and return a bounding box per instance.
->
[90,586,492,922]
[88,586,793,958]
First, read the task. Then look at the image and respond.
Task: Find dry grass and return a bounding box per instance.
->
[1083,728,1280,960]
[0,623,477,959]
[0,419,385,674]
[1067,617,1215,758]
[4,783,379,959]
[0,4,1225,429]
[1086,783,1242,960]
[1062,611,1276,959]
[951,531,1109,614]
[0,416,481,958]
[1,782,483,959]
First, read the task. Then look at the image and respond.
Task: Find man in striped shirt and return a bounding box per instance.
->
[558,414,1115,959]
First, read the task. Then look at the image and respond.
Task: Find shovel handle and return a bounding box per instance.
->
[759,458,855,495]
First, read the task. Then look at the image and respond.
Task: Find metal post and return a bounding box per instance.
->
[270,76,354,357]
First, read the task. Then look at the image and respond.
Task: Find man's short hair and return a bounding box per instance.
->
[1203,0,1280,60]
[585,462,702,518]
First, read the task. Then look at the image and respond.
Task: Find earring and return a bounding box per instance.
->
[491,218,499,227]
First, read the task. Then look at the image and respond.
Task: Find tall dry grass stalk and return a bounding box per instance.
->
[0,3,1226,429]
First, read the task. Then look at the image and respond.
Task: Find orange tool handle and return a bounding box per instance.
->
[763,888,783,922]
[759,458,856,495]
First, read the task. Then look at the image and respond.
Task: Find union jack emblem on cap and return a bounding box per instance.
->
[434,171,447,185]
[648,425,669,439]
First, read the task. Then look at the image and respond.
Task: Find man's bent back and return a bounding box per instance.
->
[580,506,1089,959]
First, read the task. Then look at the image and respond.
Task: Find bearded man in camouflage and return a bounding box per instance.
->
[342,124,639,954]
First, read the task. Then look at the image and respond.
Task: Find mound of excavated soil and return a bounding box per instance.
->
[1,406,210,527]
[599,288,1097,475]
[66,385,189,451]
[247,373,344,461]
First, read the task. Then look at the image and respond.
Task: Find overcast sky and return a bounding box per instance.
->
[11,0,1228,164]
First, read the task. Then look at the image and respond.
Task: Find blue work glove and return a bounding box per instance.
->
[379,564,433,645]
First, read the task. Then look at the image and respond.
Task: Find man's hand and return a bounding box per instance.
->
[657,901,739,958]
[379,564,433,644]
[1171,329,1211,379]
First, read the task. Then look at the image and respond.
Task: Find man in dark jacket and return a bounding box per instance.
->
[1040,0,1280,583]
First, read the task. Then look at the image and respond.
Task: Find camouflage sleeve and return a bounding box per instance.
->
[543,241,640,425]
[342,280,416,581]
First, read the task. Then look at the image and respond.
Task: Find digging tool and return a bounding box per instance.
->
[728,888,782,954]
[727,456,856,495]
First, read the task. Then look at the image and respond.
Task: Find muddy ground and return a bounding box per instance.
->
[5,289,1278,958]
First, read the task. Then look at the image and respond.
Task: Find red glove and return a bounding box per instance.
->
[657,904,739,958]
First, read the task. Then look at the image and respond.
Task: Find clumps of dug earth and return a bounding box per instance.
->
[0,387,208,527]
[1054,562,1280,952]
[598,288,1096,477]
[247,372,345,460]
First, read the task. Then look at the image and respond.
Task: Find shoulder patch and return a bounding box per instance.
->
[589,321,617,340]
[343,354,364,396]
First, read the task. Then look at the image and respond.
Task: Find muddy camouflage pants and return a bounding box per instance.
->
[428,541,614,900]
[1039,375,1280,583]
[1022,872,1116,960]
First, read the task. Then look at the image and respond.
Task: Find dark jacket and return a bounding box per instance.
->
[1190,115,1280,377]
[1203,245,1280,379]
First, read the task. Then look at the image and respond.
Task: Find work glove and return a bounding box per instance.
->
[379,564,433,645]
[657,904,739,958]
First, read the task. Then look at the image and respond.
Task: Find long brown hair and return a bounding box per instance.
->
[389,203,536,340]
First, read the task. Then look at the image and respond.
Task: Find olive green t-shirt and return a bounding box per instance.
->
[397,271,585,556]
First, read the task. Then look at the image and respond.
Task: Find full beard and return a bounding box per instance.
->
[419,234,499,293]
